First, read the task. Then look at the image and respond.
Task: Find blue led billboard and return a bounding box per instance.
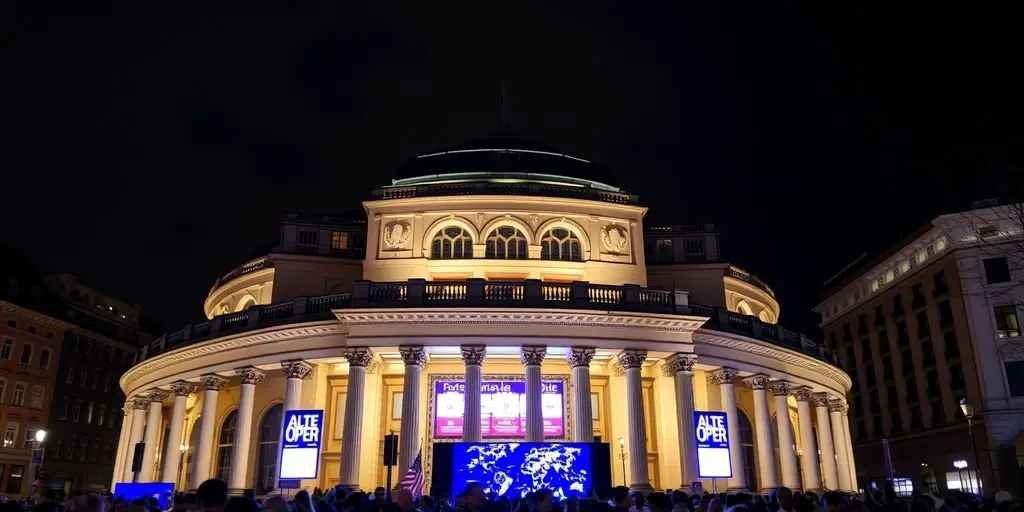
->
[451,442,592,500]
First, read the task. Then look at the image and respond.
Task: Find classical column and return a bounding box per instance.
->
[522,346,547,442]
[665,354,698,488]
[828,398,853,492]
[709,368,746,491]
[398,346,426,477]
[140,390,170,482]
[619,349,653,493]
[812,392,839,490]
[190,375,228,489]
[745,374,778,491]
[568,347,596,442]
[229,368,265,490]
[161,381,195,484]
[123,398,149,482]
[112,402,133,488]
[793,387,821,491]
[279,360,314,486]
[770,381,800,490]
[339,348,372,489]
[842,409,858,491]
[461,345,486,442]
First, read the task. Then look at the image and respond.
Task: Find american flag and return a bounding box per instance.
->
[400,449,426,497]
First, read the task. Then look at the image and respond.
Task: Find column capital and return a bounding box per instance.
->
[768,381,791,397]
[707,367,738,385]
[340,348,370,368]
[147,390,170,403]
[828,397,848,413]
[811,392,832,408]
[617,349,648,370]
[201,374,229,391]
[282,360,315,379]
[792,386,815,402]
[122,401,135,415]
[521,346,547,366]
[663,353,697,376]
[743,373,771,390]
[131,397,150,410]
[170,381,196,397]
[461,345,486,366]
[235,367,266,385]
[567,347,596,369]
[399,346,427,367]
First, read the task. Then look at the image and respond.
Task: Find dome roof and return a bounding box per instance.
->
[392,132,620,190]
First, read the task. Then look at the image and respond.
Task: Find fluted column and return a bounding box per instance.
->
[793,387,821,491]
[745,374,778,491]
[812,392,839,490]
[828,398,853,492]
[112,403,133,488]
[140,390,170,482]
[461,345,486,442]
[279,360,314,486]
[123,398,149,482]
[665,354,698,488]
[842,410,858,491]
[770,381,800,490]
[339,348,372,489]
[190,375,228,489]
[398,346,426,477]
[522,346,547,442]
[709,368,746,491]
[619,349,653,493]
[568,347,596,442]
[228,368,265,490]
[162,382,195,484]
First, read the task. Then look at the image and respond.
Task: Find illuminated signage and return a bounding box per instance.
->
[694,411,732,478]
[434,380,564,438]
[279,409,324,480]
[953,459,968,469]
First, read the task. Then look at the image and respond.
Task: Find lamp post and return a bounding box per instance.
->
[177,444,188,490]
[959,398,982,494]
[28,430,47,496]
[618,437,627,487]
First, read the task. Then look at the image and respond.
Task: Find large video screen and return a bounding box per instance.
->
[434,380,564,438]
[113,483,175,509]
[451,442,592,499]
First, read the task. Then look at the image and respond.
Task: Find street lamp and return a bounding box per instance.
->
[618,437,627,487]
[959,398,982,494]
[177,443,188,490]
[28,429,47,495]
[35,430,47,443]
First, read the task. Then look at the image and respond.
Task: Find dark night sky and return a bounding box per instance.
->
[3,3,1022,335]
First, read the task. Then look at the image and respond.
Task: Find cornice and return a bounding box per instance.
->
[0,300,75,330]
[120,321,344,392]
[693,329,851,392]
[334,309,706,333]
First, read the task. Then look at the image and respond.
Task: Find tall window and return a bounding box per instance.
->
[430,227,473,259]
[331,231,349,250]
[737,411,757,490]
[540,229,582,261]
[18,343,31,365]
[39,348,51,369]
[995,306,1021,338]
[12,382,26,407]
[0,338,12,360]
[485,227,528,259]
[29,386,43,410]
[984,257,1011,284]
[256,404,283,494]
[216,411,238,482]
[0,378,5,404]
[185,416,201,486]
[65,362,75,384]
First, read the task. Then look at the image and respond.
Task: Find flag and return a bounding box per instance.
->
[400,449,426,497]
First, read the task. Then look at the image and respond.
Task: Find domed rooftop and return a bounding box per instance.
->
[391,132,621,191]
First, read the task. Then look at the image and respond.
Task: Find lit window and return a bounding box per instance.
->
[485,227,528,259]
[22,429,35,449]
[885,270,895,283]
[331,231,349,250]
[899,260,911,274]
[3,422,17,448]
[12,382,26,407]
[540,229,583,262]
[935,237,947,251]
[892,477,914,496]
[0,338,12,361]
[995,306,1021,338]
[916,249,928,264]
[430,227,474,259]
[871,280,880,292]
[29,386,43,410]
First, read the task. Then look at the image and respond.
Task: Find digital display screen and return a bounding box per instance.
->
[434,380,564,438]
[451,442,592,500]
[694,411,732,478]
[279,409,324,480]
[113,483,175,509]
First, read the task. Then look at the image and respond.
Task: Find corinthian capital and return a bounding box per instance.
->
[461,345,486,366]
[236,367,266,385]
[567,347,596,369]
[343,348,373,368]
[521,346,547,366]
[743,374,771,390]
[400,346,427,367]
[201,374,229,391]
[792,387,815,402]
[617,349,648,370]
[282,360,315,379]
[768,381,791,397]
[811,392,832,408]
[147,390,170,403]
[170,381,196,397]
[131,397,150,410]
[828,397,848,413]
[665,353,697,375]
[707,367,739,385]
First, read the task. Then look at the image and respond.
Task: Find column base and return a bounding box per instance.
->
[629,483,655,494]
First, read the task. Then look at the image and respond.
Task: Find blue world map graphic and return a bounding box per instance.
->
[453,443,592,500]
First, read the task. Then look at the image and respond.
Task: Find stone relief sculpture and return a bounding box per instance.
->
[601,225,629,254]
[383,221,412,249]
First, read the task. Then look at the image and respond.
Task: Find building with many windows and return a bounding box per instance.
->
[816,201,1024,495]
[114,134,853,495]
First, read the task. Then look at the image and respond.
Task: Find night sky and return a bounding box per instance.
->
[4,3,1022,335]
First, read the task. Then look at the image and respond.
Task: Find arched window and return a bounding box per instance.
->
[235,296,256,312]
[485,227,528,259]
[215,411,237,482]
[738,410,757,490]
[770,415,798,478]
[736,300,754,316]
[540,229,582,261]
[430,227,474,259]
[256,404,283,494]
[184,416,201,486]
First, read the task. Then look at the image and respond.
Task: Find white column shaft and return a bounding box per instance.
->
[571,365,594,442]
[625,366,652,491]
[140,401,164,482]
[525,364,544,442]
[720,382,747,490]
[463,364,483,442]
[674,371,698,486]
[339,366,367,488]
[276,377,304,485]
[774,394,800,490]
[815,405,839,489]
[796,400,821,491]
[830,410,853,491]
[125,408,147,481]
[190,389,220,489]
[228,383,257,489]
[752,388,778,490]
[161,396,189,483]
[398,363,423,477]
[843,414,858,491]
[112,411,132,488]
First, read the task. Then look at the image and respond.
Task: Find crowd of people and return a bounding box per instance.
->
[0,478,1017,512]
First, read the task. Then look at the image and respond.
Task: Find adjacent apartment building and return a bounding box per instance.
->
[815,201,1024,495]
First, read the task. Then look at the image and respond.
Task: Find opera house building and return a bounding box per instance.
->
[114,134,854,494]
